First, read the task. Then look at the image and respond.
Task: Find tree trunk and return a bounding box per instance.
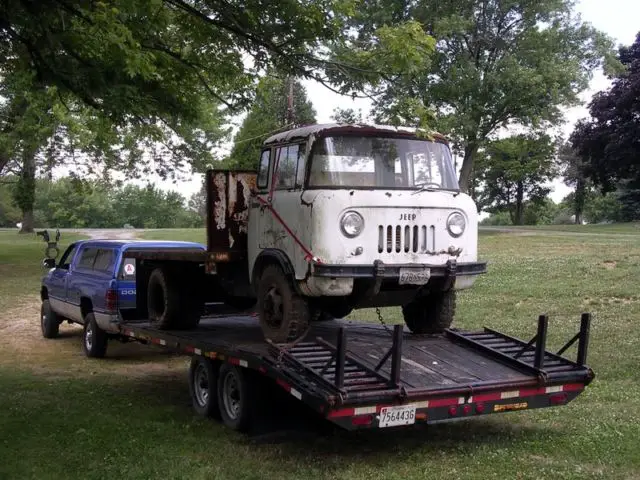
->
[574,178,586,224]
[17,149,37,234]
[458,143,478,193]
[514,181,524,225]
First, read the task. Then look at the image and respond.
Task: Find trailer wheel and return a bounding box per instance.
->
[217,363,256,432]
[188,356,220,418]
[40,299,60,339]
[257,265,309,342]
[402,290,456,334]
[82,313,108,358]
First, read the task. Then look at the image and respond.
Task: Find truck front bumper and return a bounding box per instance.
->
[313,259,486,281]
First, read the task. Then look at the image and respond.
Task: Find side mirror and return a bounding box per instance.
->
[42,258,56,269]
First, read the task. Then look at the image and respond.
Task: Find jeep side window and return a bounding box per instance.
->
[77,247,98,270]
[58,243,78,270]
[93,249,116,274]
[296,144,306,187]
[257,149,271,190]
[275,144,298,189]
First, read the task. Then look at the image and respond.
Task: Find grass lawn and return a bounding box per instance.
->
[1,228,639,479]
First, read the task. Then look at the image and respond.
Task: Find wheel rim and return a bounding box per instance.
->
[85,323,93,351]
[41,306,46,331]
[222,370,242,420]
[262,285,284,329]
[193,363,209,407]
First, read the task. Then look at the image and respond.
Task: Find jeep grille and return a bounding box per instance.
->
[378,225,436,254]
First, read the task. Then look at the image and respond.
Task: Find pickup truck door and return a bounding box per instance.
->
[66,246,99,322]
[47,243,79,318]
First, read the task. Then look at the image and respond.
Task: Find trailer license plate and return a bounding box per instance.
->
[379,405,416,428]
[398,268,431,285]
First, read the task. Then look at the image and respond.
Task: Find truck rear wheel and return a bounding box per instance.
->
[188,356,220,418]
[402,290,456,334]
[148,267,201,330]
[217,363,257,432]
[82,313,108,358]
[256,265,310,343]
[40,299,60,339]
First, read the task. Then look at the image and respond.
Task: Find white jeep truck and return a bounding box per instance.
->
[128,123,487,342]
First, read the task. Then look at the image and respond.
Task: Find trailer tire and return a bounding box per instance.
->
[41,299,60,339]
[82,313,108,358]
[189,356,220,419]
[257,265,309,342]
[217,363,257,432]
[402,290,456,334]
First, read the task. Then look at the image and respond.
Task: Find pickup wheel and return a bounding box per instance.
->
[256,265,310,343]
[217,363,257,432]
[402,290,456,334]
[189,356,221,419]
[147,267,201,330]
[82,313,108,358]
[40,300,60,339]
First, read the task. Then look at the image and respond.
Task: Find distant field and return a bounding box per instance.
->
[1,226,639,479]
[140,228,205,243]
[481,222,640,235]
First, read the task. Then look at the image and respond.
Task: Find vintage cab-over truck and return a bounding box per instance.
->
[127,123,487,342]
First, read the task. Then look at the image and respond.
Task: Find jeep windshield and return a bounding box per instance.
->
[308,135,459,190]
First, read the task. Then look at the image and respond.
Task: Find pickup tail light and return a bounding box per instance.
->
[105,288,118,312]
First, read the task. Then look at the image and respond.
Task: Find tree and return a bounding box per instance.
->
[571,33,640,220]
[475,134,556,225]
[343,0,618,192]
[331,107,364,124]
[226,76,316,169]
[558,142,589,224]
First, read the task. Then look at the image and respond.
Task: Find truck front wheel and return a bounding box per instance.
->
[402,290,456,334]
[256,265,310,343]
[40,299,60,339]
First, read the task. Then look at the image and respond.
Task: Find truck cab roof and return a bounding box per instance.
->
[70,239,206,251]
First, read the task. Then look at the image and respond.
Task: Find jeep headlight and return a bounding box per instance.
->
[340,211,364,238]
[447,212,466,237]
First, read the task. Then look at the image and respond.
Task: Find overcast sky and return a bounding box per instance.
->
[143,0,640,202]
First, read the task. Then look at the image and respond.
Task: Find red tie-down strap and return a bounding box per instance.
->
[255,195,322,264]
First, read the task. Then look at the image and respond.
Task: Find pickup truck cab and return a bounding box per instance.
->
[40,239,205,358]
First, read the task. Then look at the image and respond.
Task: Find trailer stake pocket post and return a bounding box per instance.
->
[118,312,594,431]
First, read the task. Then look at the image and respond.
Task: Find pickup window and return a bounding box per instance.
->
[58,244,78,270]
[94,249,116,274]
[78,248,98,269]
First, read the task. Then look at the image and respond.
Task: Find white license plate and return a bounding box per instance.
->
[398,268,431,285]
[379,405,416,428]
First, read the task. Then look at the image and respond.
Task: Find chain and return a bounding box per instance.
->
[375,307,393,336]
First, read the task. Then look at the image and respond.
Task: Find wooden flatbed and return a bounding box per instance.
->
[116,312,594,431]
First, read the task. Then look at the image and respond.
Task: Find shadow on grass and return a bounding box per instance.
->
[124,368,558,459]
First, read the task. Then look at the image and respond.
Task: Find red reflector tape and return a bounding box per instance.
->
[328,408,355,419]
[228,357,240,365]
[276,378,291,392]
[562,383,584,392]
[184,346,195,354]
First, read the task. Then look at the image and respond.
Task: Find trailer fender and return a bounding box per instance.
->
[251,249,301,294]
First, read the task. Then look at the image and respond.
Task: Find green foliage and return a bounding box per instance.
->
[474,134,557,225]
[0,180,21,227]
[331,107,364,124]
[345,0,619,191]
[32,178,203,229]
[225,77,316,170]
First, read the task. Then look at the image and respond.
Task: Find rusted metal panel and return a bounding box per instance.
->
[206,169,257,261]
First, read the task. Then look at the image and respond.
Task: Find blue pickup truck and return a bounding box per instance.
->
[40,239,206,358]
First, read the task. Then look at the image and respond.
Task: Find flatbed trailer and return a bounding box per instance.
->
[115,311,594,432]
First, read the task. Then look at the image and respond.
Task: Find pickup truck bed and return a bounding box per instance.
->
[118,313,594,430]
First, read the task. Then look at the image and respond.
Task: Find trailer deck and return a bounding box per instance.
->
[118,312,594,431]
